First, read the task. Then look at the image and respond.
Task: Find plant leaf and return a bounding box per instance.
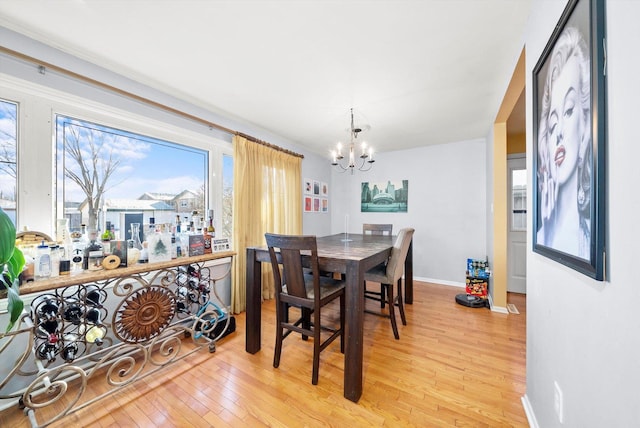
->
[0,207,17,265]
[6,280,24,332]
[7,247,25,282]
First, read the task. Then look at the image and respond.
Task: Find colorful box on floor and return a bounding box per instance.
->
[466,276,488,298]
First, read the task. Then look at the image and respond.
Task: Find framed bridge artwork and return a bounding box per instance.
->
[361,179,408,213]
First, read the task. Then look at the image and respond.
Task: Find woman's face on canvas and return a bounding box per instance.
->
[546,54,584,186]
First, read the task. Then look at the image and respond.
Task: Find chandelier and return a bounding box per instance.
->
[330,108,375,173]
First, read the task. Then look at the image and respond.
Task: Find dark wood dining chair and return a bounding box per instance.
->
[362,224,393,307]
[264,233,345,385]
[364,227,415,339]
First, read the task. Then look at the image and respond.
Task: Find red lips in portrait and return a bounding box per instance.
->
[554,146,565,167]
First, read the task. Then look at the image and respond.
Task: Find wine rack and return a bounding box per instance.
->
[0,252,234,428]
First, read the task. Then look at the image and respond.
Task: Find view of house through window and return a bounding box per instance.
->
[56,115,208,240]
[0,98,17,225]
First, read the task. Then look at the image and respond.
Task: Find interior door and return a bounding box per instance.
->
[507,156,527,293]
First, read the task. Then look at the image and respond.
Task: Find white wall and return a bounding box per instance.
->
[524,1,640,426]
[301,157,332,237]
[331,139,487,284]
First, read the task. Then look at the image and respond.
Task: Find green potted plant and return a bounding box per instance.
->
[0,207,25,332]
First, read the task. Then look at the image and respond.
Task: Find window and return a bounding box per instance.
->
[1,74,231,239]
[511,168,527,231]
[56,115,207,238]
[0,98,17,225]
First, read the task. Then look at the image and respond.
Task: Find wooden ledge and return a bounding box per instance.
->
[18,251,236,296]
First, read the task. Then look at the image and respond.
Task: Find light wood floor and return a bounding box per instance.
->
[0,282,527,427]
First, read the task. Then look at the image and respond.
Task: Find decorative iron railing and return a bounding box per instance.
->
[0,252,235,427]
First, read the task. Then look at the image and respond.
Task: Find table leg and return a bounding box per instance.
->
[343,260,364,402]
[246,248,262,354]
[404,240,413,304]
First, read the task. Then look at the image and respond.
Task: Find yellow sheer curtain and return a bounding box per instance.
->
[231,135,302,313]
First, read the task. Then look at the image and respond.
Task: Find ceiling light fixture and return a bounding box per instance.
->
[331,108,375,174]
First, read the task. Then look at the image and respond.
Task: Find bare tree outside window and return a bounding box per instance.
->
[62,122,123,231]
[0,101,17,179]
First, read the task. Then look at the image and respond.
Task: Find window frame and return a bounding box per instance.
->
[0,73,232,238]
[0,96,18,224]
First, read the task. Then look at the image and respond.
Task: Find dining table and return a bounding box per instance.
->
[245,232,413,402]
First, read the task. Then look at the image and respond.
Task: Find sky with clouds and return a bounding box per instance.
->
[56,115,207,203]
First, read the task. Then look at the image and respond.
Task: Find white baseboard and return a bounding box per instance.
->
[491,303,509,314]
[415,278,510,314]
[414,276,465,288]
[521,394,540,428]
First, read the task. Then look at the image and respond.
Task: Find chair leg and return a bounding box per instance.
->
[301,307,311,341]
[386,283,400,340]
[274,302,285,368]
[312,305,321,385]
[364,280,386,308]
[339,293,345,353]
[397,278,407,326]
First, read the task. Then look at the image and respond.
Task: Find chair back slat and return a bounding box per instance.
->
[265,233,318,299]
[363,223,393,236]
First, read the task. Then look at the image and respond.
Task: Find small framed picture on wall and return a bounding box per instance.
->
[304,178,313,195]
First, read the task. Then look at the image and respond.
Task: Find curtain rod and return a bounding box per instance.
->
[0,45,304,159]
[236,132,304,159]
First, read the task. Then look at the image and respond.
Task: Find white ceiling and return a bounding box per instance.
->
[0,0,530,156]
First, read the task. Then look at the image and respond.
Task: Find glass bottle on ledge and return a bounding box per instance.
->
[34,240,51,280]
[130,223,142,250]
[146,217,156,242]
[70,224,87,273]
[49,244,61,277]
[127,240,140,266]
[79,224,89,249]
[207,210,216,238]
[191,210,200,232]
[83,230,104,271]
[139,241,149,263]
[56,218,73,259]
